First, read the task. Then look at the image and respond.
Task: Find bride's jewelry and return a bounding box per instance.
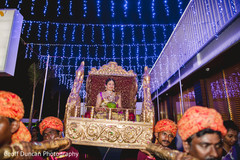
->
[105,90,115,101]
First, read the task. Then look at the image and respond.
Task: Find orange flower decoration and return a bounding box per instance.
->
[0,91,31,143]
[154,119,177,137]
[39,116,63,135]
[178,106,227,141]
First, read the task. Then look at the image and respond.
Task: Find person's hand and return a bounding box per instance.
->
[175,152,195,160]
[116,107,122,113]
[55,138,71,152]
[96,107,107,112]
[13,141,33,160]
[140,149,156,160]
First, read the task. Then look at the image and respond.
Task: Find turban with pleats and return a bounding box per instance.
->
[155,119,177,137]
[0,91,31,143]
[39,116,63,135]
[178,106,227,141]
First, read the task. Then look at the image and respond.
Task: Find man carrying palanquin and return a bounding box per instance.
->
[138,119,177,160]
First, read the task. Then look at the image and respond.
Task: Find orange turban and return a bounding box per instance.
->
[0,91,31,143]
[39,116,63,135]
[178,106,227,141]
[154,119,177,137]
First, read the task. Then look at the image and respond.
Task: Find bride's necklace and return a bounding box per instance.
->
[106,90,113,94]
[105,90,114,101]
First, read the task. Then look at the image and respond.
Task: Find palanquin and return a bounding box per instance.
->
[64,61,155,149]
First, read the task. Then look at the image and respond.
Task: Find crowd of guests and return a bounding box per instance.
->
[0,90,240,160]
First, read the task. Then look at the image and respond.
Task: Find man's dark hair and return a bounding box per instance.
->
[186,128,222,145]
[31,126,40,132]
[8,118,15,124]
[223,120,239,132]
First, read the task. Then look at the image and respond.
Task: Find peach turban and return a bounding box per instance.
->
[154,119,177,137]
[0,91,31,143]
[178,106,227,141]
[39,116,63,135]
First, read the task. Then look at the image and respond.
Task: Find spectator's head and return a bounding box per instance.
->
[31,127,39,137]
[0,91,31,147]
[178,106,227,160]
[39,116,63,140]
[154,119,177,147]
[223,120,239,147]
[31,126,42,142]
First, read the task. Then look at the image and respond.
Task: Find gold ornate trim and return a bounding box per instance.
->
[141,66,154,123]
[65,117,153,149]
[64,61,85,126]
[89,61,137,77]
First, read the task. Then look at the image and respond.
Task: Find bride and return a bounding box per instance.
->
[95,78,123,119]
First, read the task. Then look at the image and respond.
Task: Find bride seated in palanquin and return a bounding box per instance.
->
[94,78,124,120]
[82,62,139,121]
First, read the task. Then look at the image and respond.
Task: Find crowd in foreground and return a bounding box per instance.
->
[0,90,239,160]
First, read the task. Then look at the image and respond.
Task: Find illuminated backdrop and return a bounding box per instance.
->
[1,0,189,98]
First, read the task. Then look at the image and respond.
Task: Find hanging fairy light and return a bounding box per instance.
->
[128,46,132,69]
[21,22,26,35]
[97,0,101,17]
[5,0,9,7]
[83,0,87,17]
[91,25,95,43]
[37,23,42,40]
[142,25,146,43]
[111,0,115,18]
[45,22,49,41]
[152,0,155,19]
[144,45,147,67]
[63,24,67,41]
[17,0,23,11]
[61,46,65,65]
[164,0,170,16]
[121,25,124,66]
[69,0,73,16]
[54,47,58,64]
[123,0,128,17]
[78,46,82,59]
[177,0,183,15]
[43,0,48,16]
[26,22,32,39]
[54,23,59,42]
[104,45,107,59]
[95,46,98,60]
[71,25,76,42]
[138,0,142,19]
[24,44,30,58]
[136,45,140,72]
[57,0,61,17]
[81,25,85,43]
[31,0,35,15]
[131,25,135,44]
[101,25,105,44]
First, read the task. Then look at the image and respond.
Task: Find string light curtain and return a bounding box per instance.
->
[1,0,186,98]
[22,22,172,89]
[150,0,240,94]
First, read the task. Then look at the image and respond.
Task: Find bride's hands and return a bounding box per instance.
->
[96,107,107,112]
